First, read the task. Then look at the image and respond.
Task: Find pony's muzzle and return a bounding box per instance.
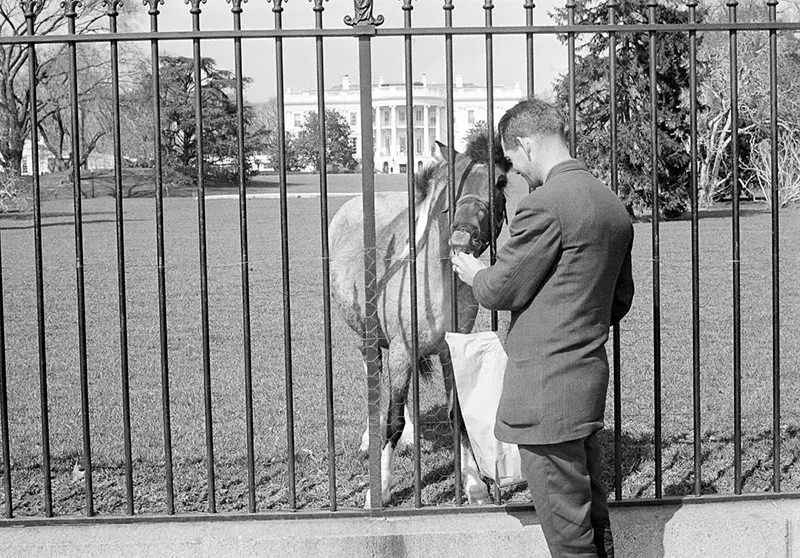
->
[449,229,476,254]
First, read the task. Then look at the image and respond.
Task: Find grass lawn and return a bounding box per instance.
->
[0,171,797,516]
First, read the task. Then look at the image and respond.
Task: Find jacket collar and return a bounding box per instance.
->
[544,159,586,184]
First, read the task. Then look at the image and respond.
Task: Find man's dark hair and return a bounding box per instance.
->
[497,98,567,146]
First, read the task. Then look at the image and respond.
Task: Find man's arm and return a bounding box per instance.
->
[472,195,561,312]
[610,231,634,324]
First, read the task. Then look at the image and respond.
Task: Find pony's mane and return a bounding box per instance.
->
[413,132,510,203]
[414,159,445,203]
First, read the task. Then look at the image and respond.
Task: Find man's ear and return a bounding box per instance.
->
[517,136,534,162]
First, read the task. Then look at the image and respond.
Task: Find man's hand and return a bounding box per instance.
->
[450,251,487,287]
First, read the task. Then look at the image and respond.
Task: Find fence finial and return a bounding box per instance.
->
[103,0,123,17]
[142,0,163,15]
[227,0,247,13]
[443,0,453,10]
[61,0,82,17]
[311,0,328,11]
[400,0,412,11]
[267,0,287,13]
[186,0,206,15]
[345,0,384,26]
[20,0,41,18]
[523,1,535,9]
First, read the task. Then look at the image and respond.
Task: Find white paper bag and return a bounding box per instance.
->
[445,331,525,487]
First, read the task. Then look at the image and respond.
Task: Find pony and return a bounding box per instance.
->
[329,133,509,507]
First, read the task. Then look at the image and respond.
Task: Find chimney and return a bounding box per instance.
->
[421,73,428,87]
[378,75,385,86]
[342,74,350,91]
[455,74,464,88]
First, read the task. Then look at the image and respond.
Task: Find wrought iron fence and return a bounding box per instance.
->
[0,0,796,522]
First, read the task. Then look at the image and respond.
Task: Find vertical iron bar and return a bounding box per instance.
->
[107,0,134,515]
[312,0,337,512]
[443,0,462,507]
[566,0,576,157]
[485,1,497,334]
[525,0,535,97]
[608,0,622,502]
[273,1,296,510]
[0,152,8,520]
[401,0,422,509]
[485,0,499,505]
[647,0,662,499]
[65,3,94,517]
[188,0,216,514]
[229,0,256,514]
[354,24,382,512]
[728,0,742,496]
[146,0,175,515]
[524,0,536,194]
[22,2,52,517]
[688,0,702,497]
[767,0,781,494]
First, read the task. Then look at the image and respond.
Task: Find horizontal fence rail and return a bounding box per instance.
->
[0,0,795,523]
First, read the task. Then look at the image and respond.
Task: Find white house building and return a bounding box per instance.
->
[284,74,524,173]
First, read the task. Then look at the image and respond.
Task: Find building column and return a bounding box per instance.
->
[423,105,430,158]
[390,105,397,171]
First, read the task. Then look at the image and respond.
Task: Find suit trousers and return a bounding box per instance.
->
[518,431,614,558]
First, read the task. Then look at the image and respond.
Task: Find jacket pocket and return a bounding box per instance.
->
[496,356,543,428]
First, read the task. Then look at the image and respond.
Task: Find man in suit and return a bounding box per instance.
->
[451,98,634,558]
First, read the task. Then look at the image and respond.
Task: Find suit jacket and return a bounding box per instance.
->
[473,159,634,445]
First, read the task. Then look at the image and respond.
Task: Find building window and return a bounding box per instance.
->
[382,131,391,155]
[398,108,406,124]
[415,129,424,155]
[399,163,407,173]
[21,158,28,175]
[294,113,302,127]
[383,109,390,126]
[429,108,437,127]
[414,108,423,123]
[350,112,357,126]
[467,110,475,125]
[400,137,407,154]
[350,138,357,150]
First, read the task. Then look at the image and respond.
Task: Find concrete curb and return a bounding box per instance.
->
[1,500,797,557]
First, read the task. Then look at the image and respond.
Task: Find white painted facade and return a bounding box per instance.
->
[284,74,524,173]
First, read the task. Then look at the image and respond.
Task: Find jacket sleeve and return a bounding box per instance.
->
[472,194,561,312]
[610,229,634,324]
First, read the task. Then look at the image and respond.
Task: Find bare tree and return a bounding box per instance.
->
[0,0,142,175]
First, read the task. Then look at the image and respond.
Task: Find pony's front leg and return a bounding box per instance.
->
[438,341,490,505]
[461,438,490,505]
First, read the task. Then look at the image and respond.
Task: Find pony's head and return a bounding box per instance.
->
[419,132,510,256]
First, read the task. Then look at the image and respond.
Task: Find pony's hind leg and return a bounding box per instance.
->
[359,351,383,455]
[364,342,412,508]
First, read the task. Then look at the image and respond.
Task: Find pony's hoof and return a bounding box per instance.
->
[363,487,391,509]
[466,484,491,506]
[395,433,415,454]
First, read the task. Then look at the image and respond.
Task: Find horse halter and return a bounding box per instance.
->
[444,159,508,255]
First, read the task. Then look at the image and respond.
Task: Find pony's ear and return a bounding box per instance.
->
[434,141,448,162]
[434,141,461,162]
